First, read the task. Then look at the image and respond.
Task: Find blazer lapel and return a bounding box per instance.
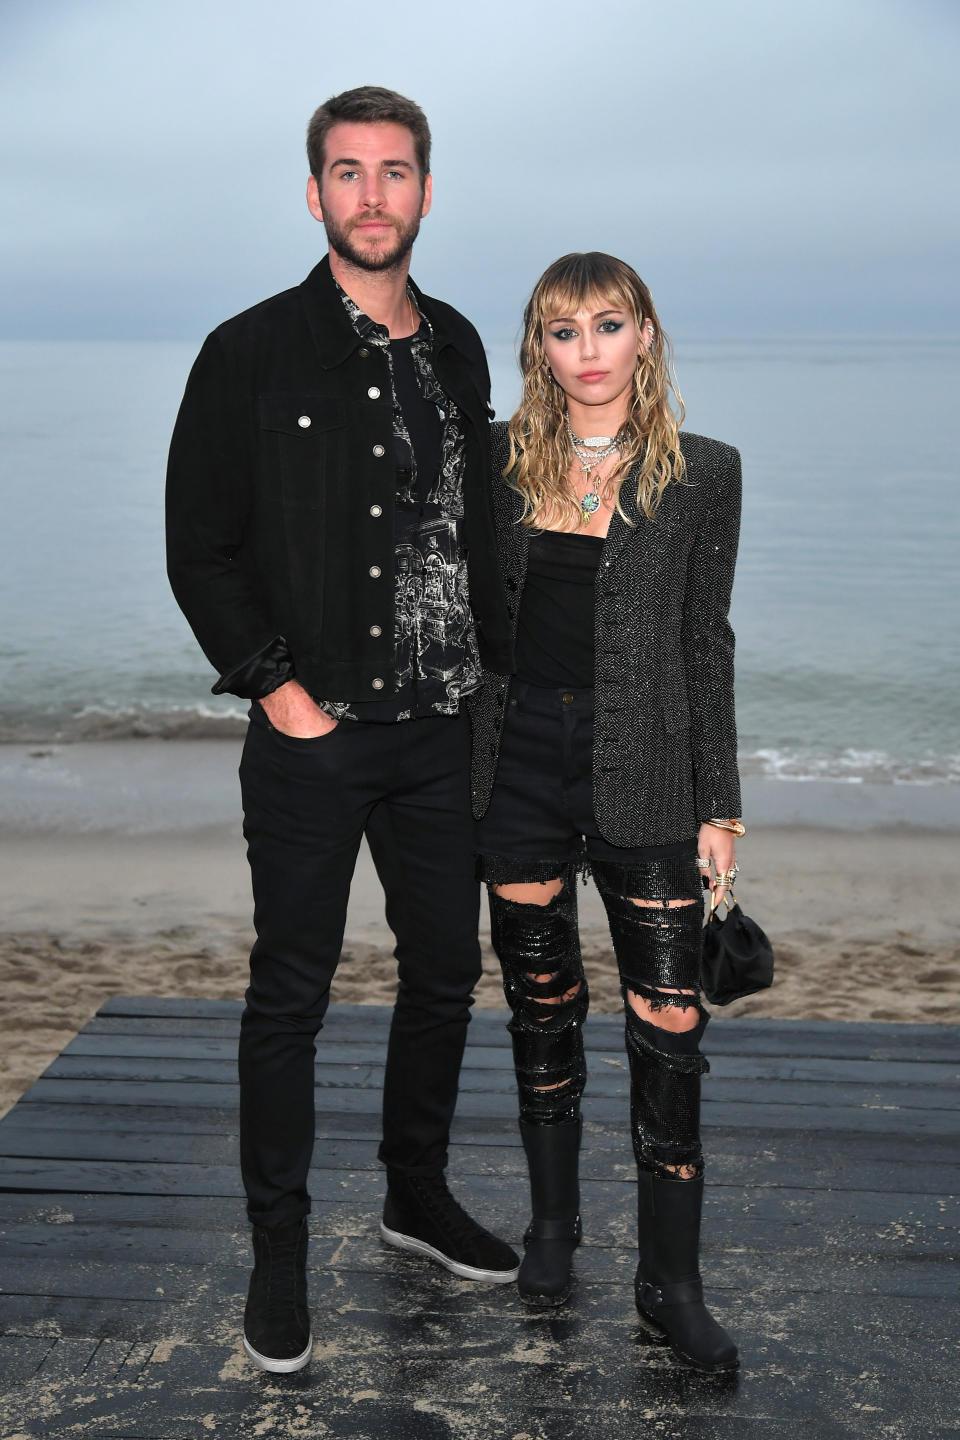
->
[600,468,649,570]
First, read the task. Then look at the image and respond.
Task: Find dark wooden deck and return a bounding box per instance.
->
[1,999,958,1439]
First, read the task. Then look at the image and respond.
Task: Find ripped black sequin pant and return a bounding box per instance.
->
[477,682,708,1178]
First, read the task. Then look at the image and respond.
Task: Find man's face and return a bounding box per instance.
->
[307,121,432,272]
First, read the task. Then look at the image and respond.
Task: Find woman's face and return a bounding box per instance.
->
[541,297,652,416]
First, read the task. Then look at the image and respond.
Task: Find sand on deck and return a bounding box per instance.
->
[1,741,957,1118]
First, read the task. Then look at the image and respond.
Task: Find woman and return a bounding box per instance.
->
[470,253,742,1373]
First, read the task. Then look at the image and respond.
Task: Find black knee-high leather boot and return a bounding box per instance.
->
[623,1007,738,1371]
[487,881,588,1306]
[518,1117,582,1306]
[634,1169,738,1373]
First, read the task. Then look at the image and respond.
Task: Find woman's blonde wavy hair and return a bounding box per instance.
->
[506,252,686,527]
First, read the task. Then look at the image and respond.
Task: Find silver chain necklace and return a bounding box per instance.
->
[566,421,622,525]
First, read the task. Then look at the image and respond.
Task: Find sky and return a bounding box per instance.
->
[1,0,957,341]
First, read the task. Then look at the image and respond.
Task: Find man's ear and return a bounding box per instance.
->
[307,174,324,223]
[420,172,433,219]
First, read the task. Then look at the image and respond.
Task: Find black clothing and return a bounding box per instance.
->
[321,284,481,722]
[389,334,443,495]
[474,425,738,1352]
[470,422,741,846]
[514,529,604,688]
[167,258,511,1234]
[475,682,696,876]
[238,708,481,1227]
[165,255,511,706]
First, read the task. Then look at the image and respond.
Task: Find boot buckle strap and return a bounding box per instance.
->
[524,1214,582,1244]
[637,1277,703,1309]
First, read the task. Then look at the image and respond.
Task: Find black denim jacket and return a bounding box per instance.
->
[166,256,511,703]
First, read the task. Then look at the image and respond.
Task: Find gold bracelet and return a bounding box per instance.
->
[707,818,746,837]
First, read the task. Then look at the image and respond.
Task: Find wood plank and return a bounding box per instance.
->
[7,1123,960,1203]
[4,1272,959,1335]
[3,1126,959,1196]
[5,1109,960,1195]
[62,1032,960,1091]
[1,1243,956,1313]
[0,1334,55,1383]
[38,1052,960,1118]
[0,1185,953,1261]
[93,999,960,1061]
[16,1075,960,1137]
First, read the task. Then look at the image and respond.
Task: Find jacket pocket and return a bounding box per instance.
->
[257,394,345,435]
[257,394,345,511]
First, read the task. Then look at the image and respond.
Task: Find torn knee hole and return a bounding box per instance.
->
[627,987,700,1030]
[492,879,564,906]
[652,1160,703,1181]
[526,973,582,1009]
[627,897,697,909]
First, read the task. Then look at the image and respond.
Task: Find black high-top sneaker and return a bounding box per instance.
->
[243,1217,312,1373]
[381,1172,519,1282]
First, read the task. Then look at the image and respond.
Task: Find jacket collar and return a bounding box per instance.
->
[298,253,464,369]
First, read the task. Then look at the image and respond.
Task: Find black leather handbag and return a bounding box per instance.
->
[700,898,775,1006]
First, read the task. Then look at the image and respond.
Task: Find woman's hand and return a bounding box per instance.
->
[697,822,738,910]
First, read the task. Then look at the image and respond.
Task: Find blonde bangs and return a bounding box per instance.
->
[506,253,686,530]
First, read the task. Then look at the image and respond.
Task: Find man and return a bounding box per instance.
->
[166,86,517,1375]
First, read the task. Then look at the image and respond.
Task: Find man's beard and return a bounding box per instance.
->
[325,211,421,273]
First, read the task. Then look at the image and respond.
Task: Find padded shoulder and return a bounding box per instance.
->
[490,420,511,477]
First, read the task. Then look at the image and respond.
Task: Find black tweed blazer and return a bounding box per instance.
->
[469,422,742,846]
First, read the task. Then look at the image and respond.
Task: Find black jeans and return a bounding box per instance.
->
[476,682,706,1174]
[476,681,695,872]
[238,707,481,1229]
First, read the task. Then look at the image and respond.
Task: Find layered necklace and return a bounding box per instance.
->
[566,420,623,527]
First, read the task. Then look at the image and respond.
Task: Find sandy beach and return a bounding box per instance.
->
[1,740,957,1119]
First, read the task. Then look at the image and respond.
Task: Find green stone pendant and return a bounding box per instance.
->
[580,491,601,524]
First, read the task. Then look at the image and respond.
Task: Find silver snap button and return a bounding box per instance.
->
[297,415,311,428]
[372,444,385,458]
[369,565,381,578]
[359,347,370,358]
[371,677,384,690]
[369,624,382,637]
[369,504,383,517]
[367,386,381,400]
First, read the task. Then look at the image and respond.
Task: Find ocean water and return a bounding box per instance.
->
[1,335,958,783]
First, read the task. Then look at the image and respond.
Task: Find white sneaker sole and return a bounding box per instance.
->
[243,1332,313,1373]
[380,1221,519,1283]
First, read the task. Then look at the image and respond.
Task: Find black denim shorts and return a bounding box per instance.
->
[475,680,696,880]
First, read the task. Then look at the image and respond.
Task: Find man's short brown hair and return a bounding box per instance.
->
[306,86,431,181]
